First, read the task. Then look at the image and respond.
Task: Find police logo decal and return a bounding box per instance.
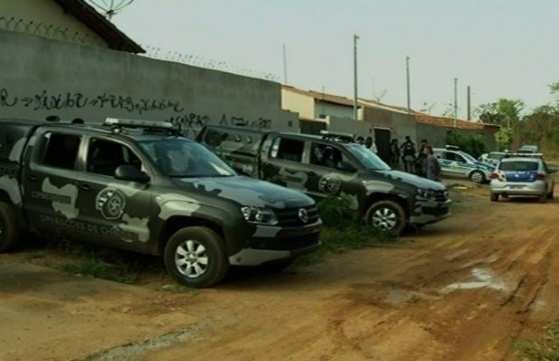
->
[96,188,127,220]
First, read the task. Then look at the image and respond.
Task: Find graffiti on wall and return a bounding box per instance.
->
[0,88,273,137]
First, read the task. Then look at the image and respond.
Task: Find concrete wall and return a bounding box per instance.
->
[281,88,314,119]
[315,101,354,120]
[416,123,498,151]
[328,117,374,138]
[0,30,298,137]
[0,0,108,48]
[362,106,416,144]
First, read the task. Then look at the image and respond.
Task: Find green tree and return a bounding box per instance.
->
[477,99,525,127]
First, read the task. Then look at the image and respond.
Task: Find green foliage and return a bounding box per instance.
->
[495,127,513,151]
[477,99,525,127]
[446,132,487,158]
[514,322,559,361]
[298,196,397,266]
[318,194,359,228]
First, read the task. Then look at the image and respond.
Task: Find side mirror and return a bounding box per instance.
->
[115,165,150,183]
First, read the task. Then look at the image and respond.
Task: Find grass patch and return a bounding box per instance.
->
[47,240,162,284]
[296,195,398,266]
[514,322,559,361]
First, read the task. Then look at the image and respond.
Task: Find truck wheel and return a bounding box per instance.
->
[0,202,19,253]
[164,227,229,288]
[366,200,406,235]
[469,171,485,184]
[490,193,499,202]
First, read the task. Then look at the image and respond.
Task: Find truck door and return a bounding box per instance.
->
[305,142,359,200]
[261,135,310,192]
[23,130,86,237]
[77,136,156,250]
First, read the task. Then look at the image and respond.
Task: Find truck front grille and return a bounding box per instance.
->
[275,205,320,227]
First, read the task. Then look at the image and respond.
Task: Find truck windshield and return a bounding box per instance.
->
[139,138,236,178]
[346,144,391,171]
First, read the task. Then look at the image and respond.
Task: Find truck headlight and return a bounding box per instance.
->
[416,189,435,200]
[241,206,279,226]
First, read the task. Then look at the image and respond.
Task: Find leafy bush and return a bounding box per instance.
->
[297,196,396,266]
[515,322,559,361]
[446,132,487,158]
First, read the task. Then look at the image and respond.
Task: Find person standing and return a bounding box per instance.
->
[415,139,428,176]
[400,136,416,173]
[424,145,441,181]
[390,139,400,168]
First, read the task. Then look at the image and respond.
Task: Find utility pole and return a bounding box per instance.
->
[467,85,472,121]
[282,43,288,85]
[353,34,360,121]
[453,78,458,127]
[406,56,411,112]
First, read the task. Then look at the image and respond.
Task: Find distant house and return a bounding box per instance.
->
[281,84,499,152]
[0,0,144,53]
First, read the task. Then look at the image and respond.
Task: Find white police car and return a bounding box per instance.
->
[434,146,494,184]
[489,156,555,202]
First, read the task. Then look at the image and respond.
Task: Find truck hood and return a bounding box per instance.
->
[175,176,315,209]
[364,170,446,191]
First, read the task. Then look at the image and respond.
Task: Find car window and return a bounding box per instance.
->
[310,143,356,172]
[499,161,539,172]
[270,137,304,162]
[443,152,464,162]
[40,132,81,170]
[140,138,235,178]
[203,128,261,156]
[87,138,143,177]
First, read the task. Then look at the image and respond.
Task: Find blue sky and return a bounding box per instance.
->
[113,0,559,117]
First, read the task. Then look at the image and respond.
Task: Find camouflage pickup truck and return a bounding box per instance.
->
[0,118,320,287]
[198,126,451,235]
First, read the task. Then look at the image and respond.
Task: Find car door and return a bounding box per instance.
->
[443,151,468,177]
[77,136,158,251]
[305,142,359,200]
[261,135,310,192]
[22,128,87,237]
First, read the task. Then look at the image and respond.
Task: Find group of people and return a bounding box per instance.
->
[389,137,441,181]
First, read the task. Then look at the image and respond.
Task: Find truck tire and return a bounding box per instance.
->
[0,202,19,252]
[365,200,406,236]
[164,226,229,288]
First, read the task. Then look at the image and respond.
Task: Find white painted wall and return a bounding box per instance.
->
[0,0,108,47]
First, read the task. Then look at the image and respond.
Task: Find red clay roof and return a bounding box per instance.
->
[53,0,144,53]
[415,113,499,130]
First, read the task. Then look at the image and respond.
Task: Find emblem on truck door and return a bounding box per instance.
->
[298,208,309,224]
[96,188,127,220]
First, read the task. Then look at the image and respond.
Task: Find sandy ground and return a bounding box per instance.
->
[1,183,558,361]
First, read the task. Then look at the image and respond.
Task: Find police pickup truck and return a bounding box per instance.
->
[198,126,451,235]
[0,118,321,287]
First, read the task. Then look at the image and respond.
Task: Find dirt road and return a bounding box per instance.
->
[1,184,558,361]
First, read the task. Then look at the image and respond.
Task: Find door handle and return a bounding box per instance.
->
[79,184,91,191]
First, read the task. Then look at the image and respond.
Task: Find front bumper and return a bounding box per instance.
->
[410,199,452,226]
[229,221,321,266]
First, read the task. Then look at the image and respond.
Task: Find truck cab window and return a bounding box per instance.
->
[311,143,355,172]
[41,133,81,170]
[87,138,142,177]
[270,137,304,162]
